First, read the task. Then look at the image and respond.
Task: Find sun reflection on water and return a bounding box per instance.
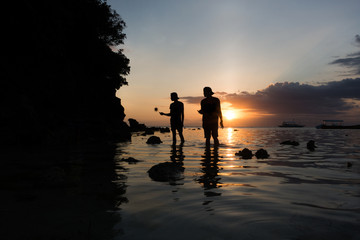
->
[227,127,233,141]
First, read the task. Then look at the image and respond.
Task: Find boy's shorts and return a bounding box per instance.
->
[203,126,218,138]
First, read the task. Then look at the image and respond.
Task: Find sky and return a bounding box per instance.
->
[107,0,360,127]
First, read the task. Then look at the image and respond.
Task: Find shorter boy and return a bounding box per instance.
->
[160,92,185,145]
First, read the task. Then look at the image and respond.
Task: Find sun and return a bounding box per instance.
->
[224,110,236,120]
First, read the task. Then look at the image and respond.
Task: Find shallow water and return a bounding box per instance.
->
[113,128,360,240]
[1,128,359,240]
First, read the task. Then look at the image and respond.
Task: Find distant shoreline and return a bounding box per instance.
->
[148,126,360,129]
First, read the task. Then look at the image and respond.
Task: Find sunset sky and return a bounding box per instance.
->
[108,0,360,127]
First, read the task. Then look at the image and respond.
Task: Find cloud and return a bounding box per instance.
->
[330,34,360,75]
[183,78,360,115]
[356,34,360,46]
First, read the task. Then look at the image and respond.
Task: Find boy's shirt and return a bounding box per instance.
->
[170,101,184,126]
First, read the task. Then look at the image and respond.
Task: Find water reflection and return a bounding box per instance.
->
[170,144,185,164]
[1,144,127,240]
[147,144,185,184]
[169,144,185,185]
[197,146,222,195]
[226,127,234,145]
[110,129,360,239]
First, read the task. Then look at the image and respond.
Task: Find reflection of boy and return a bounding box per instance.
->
[160,92,185,145]
[198,87,223,146]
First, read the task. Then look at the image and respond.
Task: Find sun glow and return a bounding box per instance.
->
[224,110,236,120]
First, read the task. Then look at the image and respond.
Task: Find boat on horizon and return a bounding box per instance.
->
[316,120,360,129]
[278,121,305,128]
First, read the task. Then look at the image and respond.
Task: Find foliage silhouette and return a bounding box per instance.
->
[2,0,131,145]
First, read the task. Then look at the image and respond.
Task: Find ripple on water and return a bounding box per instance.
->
[114,128,360,239]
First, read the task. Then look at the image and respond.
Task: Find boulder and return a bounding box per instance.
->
[146,136,162,144]
[307,140,317,151]
[148,162,184,182]
[235,148,253,159]
[255,149,270,159]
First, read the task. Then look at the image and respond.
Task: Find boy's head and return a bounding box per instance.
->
[171,92,179,101]
[203,87,214,97]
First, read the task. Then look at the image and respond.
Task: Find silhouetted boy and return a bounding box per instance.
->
[160,92,185,145]
[198,87,223,146]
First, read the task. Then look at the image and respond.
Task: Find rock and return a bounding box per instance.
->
[146,136,162,144]
[280,140,299,146]
[144,128,155,135]
[307,140,317,151]
[128,118,147,132]
[147,162,184,182]
[241,148,253,159]
[160,127,170,133]
[255,149,270,159]
[235,148,253,159]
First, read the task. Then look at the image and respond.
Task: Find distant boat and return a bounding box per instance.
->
[316,120,360,129]
[278,121,304,128]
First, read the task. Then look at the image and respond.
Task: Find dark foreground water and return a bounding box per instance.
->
[1,128,360,240]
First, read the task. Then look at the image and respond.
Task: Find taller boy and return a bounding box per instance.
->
[198,87,223,146]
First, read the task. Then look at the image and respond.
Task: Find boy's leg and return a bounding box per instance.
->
[205,137,211,146]
[204,127,211,146]
[178,127,185,143]
[213,137,219,146]
[171,129,176,145]
[212,128,219,145]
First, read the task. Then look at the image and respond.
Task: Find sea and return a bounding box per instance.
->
[1,127,360,240]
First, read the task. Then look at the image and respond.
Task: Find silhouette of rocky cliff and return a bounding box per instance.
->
[2,0,131,145]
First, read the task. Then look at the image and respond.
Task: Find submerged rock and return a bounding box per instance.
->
[120,157,142,164]
[255,149,270,159]
[148,162,184,182]
[235,148,253,159]
[204,191,222,197]
[146,136,162,144]
[280,140,299,146]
